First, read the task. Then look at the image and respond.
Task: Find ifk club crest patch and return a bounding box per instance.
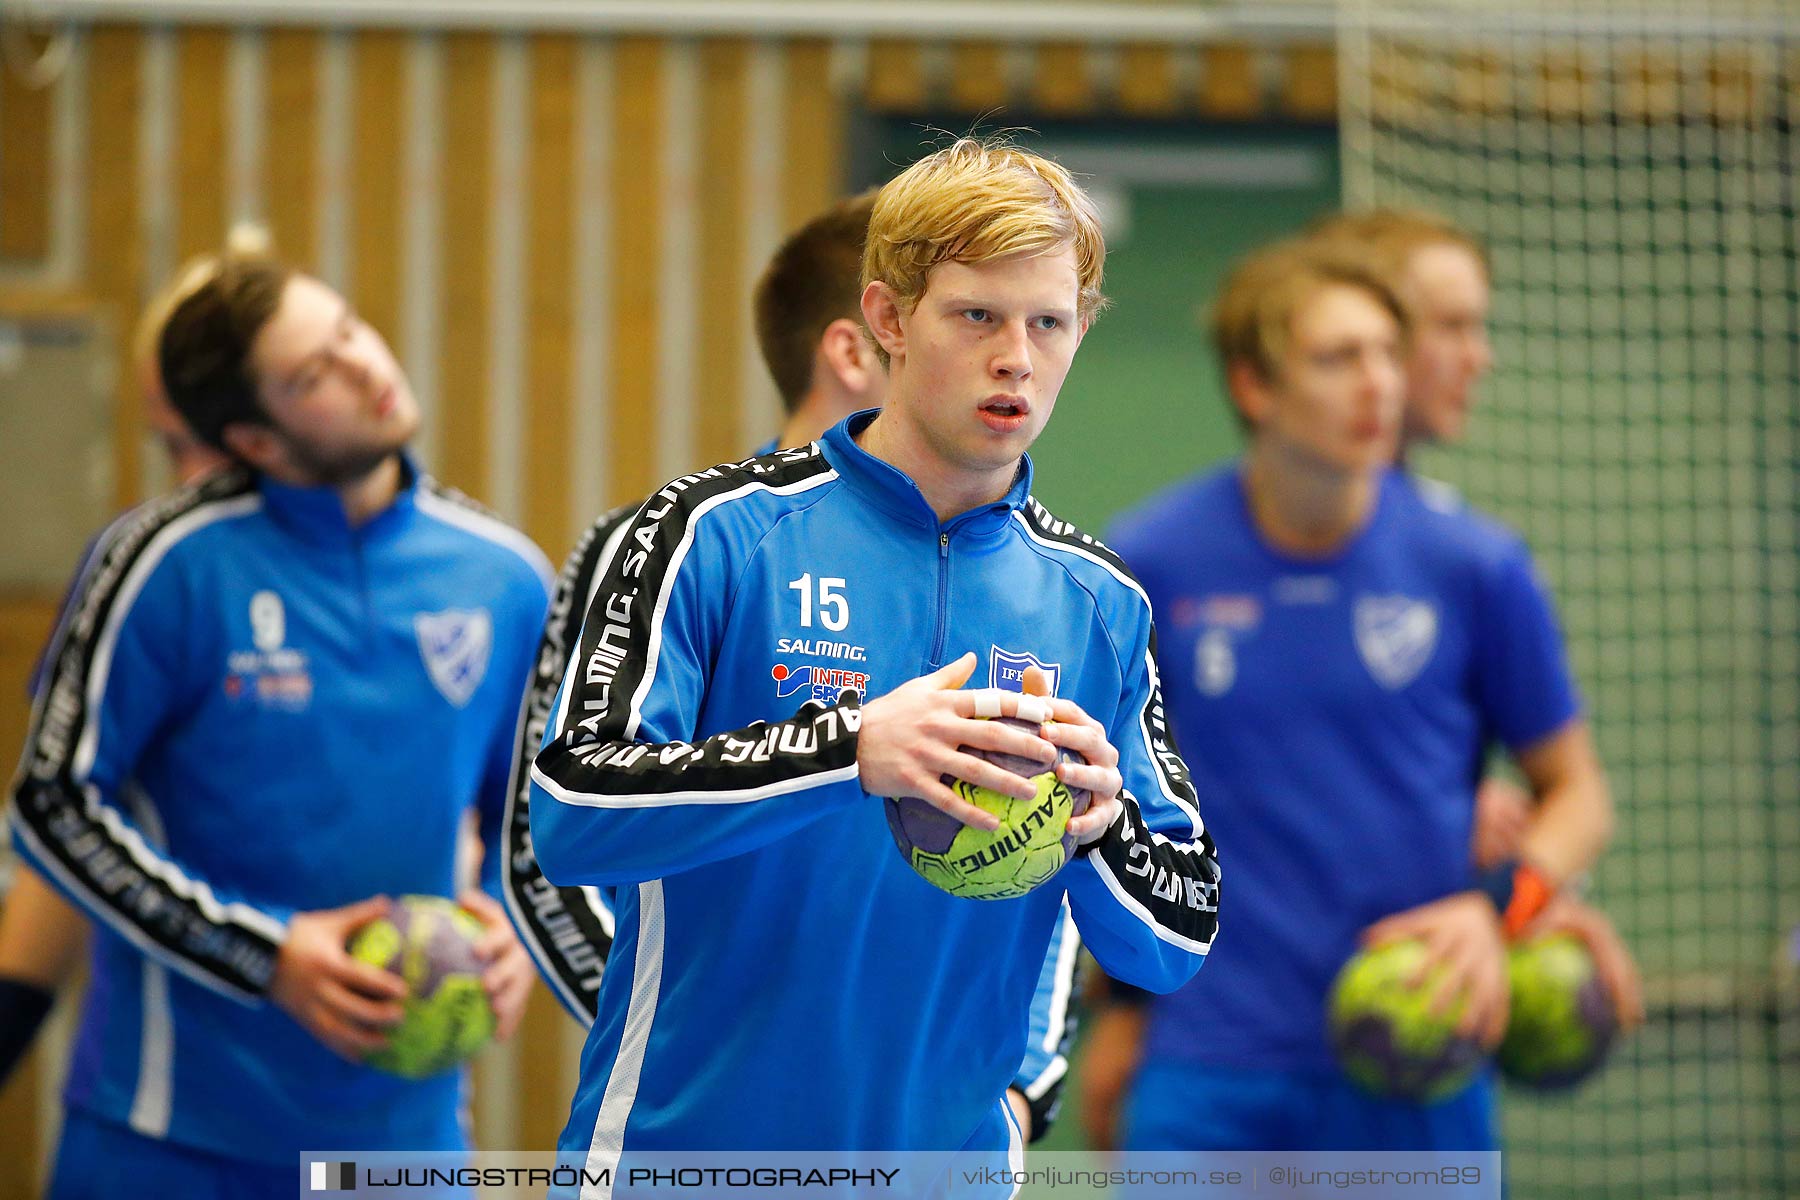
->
[989,647,1061,696]
[1353,594,1438,690]
[415,609,494,707]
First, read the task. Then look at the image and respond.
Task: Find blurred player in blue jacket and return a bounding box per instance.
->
[1,249,232,1094]
[1082,216,1645,1152]
[528,139,1220,1183]
[7,253,550,1197]
[1099,238,1615,1152]
[1312,210,1644,1018]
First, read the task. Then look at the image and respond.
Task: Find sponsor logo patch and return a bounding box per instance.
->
[772,662,870,704]
[1275,575,1338,606]
[774,638,868,661]
[416,608,494,708]
[225,591,313,711]
[1354,594,1439,689]
[989,647,1061,697]
[1173,593,1261,631]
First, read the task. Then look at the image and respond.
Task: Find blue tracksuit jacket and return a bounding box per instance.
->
[505,502,1084,1142]
[529,412,1220,1172]
[8,461,550,1164]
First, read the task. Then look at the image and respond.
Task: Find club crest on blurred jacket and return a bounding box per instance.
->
[1354,595,1437,690]
[415,609,493,707]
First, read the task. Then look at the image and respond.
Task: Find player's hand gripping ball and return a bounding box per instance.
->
[346,895,497,1079]
[1498,932,1620,1089]
[884,714,1091,900]
[1329,939,1487,1102]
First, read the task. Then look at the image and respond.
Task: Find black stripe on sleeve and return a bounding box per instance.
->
[9,470,286,1001]
[502,503,637,1022]
[535,448,862,808]
[1078,789,1220,954]
[1014,498,1218,952]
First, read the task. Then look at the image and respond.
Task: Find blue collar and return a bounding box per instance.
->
[820,410,1033,540]
[256,452,421,547]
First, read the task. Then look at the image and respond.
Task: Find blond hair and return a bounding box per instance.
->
[1211,237,1409,382]
[1307,208,1488,295]
[862,137,1106,363]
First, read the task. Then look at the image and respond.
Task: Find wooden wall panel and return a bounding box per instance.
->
[1032,43,1093,116]
[350,30,406,356]
[1706,46,1762,124]
[511,993,571,1148]
[1618,50,1681,123]
[433,32,493,503]
[1535,49,1599,121]
[864,38,926,112]
[1116,43,1181,116]
[263,29,319,269]
[437,32,495,503]
[608,36,662,507]
[174,27,230,263]
[88,27,145,508]
[0,599,60,1199]
[1199,44,1263,119]
[1284,44,1337,120]
[1449,50,1509,117]
[949,41,1009,113]
[0,34,55,262]
[696,40,749,468]
[780,39,840,232]
[522,34,579,558]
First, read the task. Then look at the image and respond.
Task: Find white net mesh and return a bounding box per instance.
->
[1339,2,1798,1195]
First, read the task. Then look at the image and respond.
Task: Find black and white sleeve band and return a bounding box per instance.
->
[8,474,288,1003]
[534,697,864,810]
[531,451,859,811]
[502,504,638,1022]
[1077,788,1221,956]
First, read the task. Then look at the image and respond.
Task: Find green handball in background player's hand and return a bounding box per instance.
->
[1330,938,1486,1102]
[346,895,496,1079]
[1499,932,1619,1089]
[884,715,1091,901]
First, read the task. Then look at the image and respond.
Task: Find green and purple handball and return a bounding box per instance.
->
[1498,932,1619,1089]
[346,895,496,1079]
[1329,938,1486,1102]
[884,715,1090,901]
